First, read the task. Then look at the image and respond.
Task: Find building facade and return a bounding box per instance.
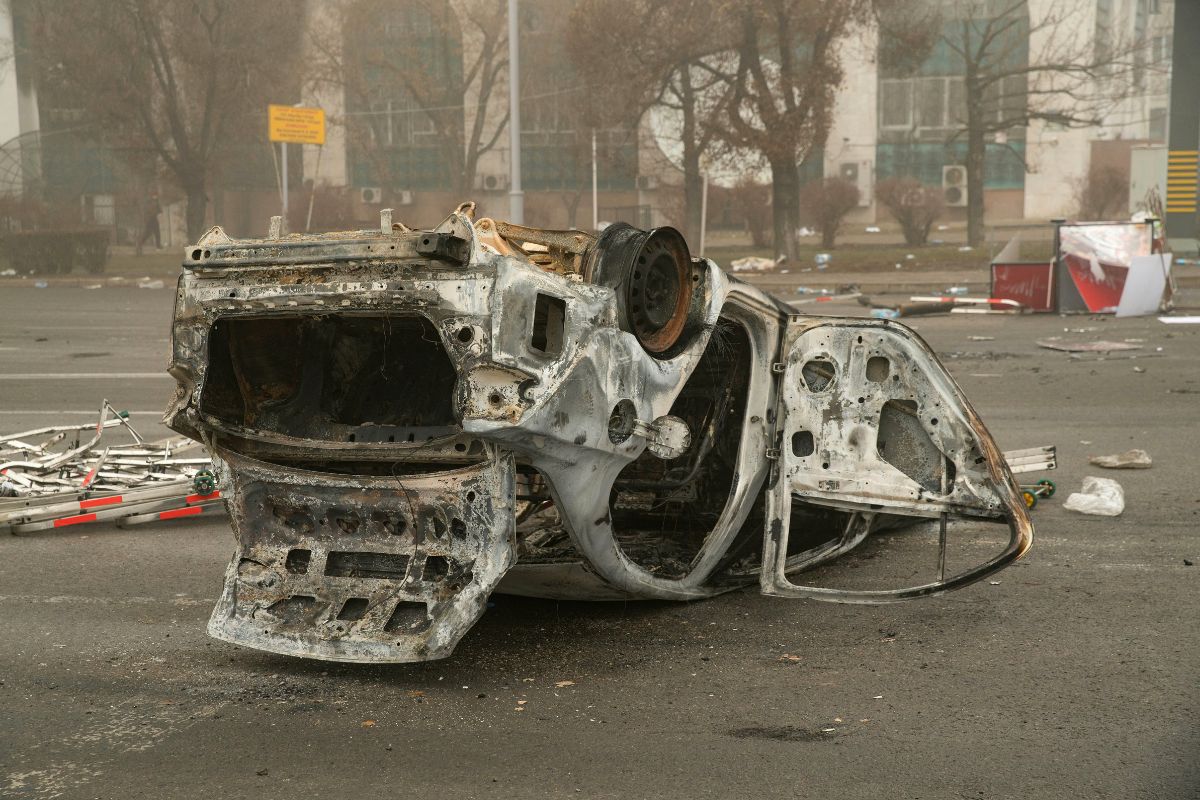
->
[0,0,1180,242]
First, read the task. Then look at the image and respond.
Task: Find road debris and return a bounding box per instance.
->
[906,296,1029,315]
[729,256,776,272]
[0,402,221,534]
[1159,316,1200,324]
[1037,341,1142,353]
[1091,449,1152,469]
[1062,476,1125,516]
[1003,446,1057,474]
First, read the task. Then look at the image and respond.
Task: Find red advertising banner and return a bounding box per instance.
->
[1062,254,1128,313]
[991,263,1055,311]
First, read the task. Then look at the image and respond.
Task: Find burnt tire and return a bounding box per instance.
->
[584,223,696,357]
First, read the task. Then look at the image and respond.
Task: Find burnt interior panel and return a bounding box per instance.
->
[384,601,431,634]
[285,549,312,574]
[801,359,836,392]
[336,597,370,621]
[707,492,859,584]
[610,315,753,578]
[530,293,566,355]
[266,595,326,624]
[791,430,815,458]
[324,551,411,580]
[202,315,459,443]
[877,399,955,493]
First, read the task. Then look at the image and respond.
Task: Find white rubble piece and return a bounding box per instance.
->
[1092,449,1152,469]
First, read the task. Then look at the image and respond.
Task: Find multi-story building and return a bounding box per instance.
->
[821,0,1175,225]
[0,0,1180,241]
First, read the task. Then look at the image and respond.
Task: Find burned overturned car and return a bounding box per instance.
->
[164,203,1032,663]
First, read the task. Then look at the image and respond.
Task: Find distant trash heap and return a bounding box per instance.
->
[0,401,222,535]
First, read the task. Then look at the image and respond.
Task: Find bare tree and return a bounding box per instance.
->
[714,0,888,262]
[567,0,729,244]
[904,0,1138,246]
[27,0,307,241]
[313,0,509,197]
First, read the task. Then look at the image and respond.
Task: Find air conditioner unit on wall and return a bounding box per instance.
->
[360,187,383,204]
[475,173,509,191]
[393,190,414,205]
[942,165,968,207]
[636,174,659,191]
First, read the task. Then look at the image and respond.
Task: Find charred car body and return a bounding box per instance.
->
[164,204,1033,663]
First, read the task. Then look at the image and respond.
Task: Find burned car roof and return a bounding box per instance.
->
[164,203,1032,663]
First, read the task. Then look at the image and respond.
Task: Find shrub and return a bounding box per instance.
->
[875,178,945,246]
[1071,165,1129,221]
[726,178,773,248]
[799,177,860,248]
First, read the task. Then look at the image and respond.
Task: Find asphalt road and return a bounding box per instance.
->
[1,286,1198,799]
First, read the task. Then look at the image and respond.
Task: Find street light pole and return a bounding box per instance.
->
[281,141,288,234]
[507,0,523,224]
[592,129,598,231]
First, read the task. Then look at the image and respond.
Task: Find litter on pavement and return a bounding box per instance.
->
[1002,446,1058,510]
[1159,316,1200,323]
[1062,476,1125,516]
[1091,449,1152,469]
[729,256,777,272]
[1037,341,1142,352]
[1002,446,1057,474]
[909,296,1029,314]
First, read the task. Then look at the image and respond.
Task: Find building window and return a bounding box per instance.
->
[1149,107,1167,141]
[1150,34,1172,65]
[880,79,913,129]
[1095,0,1112,62]
[916,78,946,128]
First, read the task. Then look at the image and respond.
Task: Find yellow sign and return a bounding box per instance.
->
[268,105,326,145]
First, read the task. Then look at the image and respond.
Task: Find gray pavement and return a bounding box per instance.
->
[1,286,1198,799]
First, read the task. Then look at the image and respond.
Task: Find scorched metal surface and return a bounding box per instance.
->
[163,204,1032,662]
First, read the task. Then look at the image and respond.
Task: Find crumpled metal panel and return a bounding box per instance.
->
[760,317,1033,602]
[774,319,1008,515]
[206,447,515,662]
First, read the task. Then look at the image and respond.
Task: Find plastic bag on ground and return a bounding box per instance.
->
[1092,449,1152,469]
[1062,476,1125,516]
[729,257,776,272]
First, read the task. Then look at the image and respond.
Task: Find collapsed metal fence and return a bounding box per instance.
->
[0,400,223,535]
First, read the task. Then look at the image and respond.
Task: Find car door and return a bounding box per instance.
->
[761,316,1033,603]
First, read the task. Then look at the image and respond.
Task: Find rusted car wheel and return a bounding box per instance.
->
[585,223,694,356]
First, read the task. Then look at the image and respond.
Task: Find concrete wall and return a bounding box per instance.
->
[823,26,879,224]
